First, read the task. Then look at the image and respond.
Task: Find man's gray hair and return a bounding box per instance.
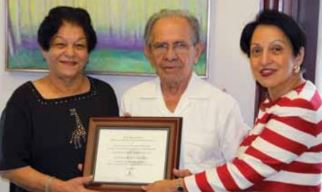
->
[143,9,201,46]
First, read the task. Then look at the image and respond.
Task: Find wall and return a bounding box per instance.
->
[0,0,259,190]
[316,1,322,92]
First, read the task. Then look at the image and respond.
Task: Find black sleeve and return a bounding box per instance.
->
[93,78,119,117]
[0,86,33,170]
[106,84,119,117]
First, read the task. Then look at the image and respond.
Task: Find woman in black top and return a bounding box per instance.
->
[0,6,119,192]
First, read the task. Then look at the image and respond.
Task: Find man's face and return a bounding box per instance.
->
[145,17,203,86]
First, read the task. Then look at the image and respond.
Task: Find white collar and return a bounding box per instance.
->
[141,72,208,99]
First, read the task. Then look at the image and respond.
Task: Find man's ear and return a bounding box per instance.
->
[144,45,152,61]
[193,42,204,64]
[144,46,156,69]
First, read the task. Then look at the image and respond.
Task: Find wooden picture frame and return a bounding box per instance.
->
[83,117,182,191]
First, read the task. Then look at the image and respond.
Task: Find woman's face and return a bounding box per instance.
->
[42,22,89,80]
[249,25,303,91]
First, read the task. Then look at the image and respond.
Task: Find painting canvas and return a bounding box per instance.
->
[6,0,209,76]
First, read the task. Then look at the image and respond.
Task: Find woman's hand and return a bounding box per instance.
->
[50,176,99,192]
[2,166,98,192]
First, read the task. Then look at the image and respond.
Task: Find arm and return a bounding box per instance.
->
[120,92,135,117]
[3,166,97,192]
[185,99,319,191]
[107,85,120,116]
[143,95,320,191]
[0,87,97,192]
[120,93,129,116]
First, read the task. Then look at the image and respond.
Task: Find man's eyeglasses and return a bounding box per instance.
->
[150,41,194,55]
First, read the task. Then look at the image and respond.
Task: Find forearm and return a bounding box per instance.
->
[2,166,64,192]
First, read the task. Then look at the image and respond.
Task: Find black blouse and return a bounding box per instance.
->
[0,77,119,192]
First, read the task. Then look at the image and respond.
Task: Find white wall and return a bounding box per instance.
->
[0,0,259,190]
[316,1,322,92]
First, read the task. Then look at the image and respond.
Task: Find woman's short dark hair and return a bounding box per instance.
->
[240,10,306,57]
[37,6,97,52]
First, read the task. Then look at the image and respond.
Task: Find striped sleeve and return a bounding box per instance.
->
[184,85,322,191]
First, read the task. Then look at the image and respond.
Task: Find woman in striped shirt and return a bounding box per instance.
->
[143,10,322,192]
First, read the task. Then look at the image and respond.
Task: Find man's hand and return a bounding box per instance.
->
[142,179,178,192]
[173,168,192,177]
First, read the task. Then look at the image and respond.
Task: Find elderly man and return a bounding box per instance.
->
[121,9,248,175]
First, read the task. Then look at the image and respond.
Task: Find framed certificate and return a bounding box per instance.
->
[83,117,182,191]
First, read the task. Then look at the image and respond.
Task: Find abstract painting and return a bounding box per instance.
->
[6,0,209,76]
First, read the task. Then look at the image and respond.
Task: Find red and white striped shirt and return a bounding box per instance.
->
[184,81,322,191]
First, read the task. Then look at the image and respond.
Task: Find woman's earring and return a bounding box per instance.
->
[294,65,300,74]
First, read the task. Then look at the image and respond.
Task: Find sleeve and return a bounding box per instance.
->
[219,101,250,161]
[106,86,119,117]
[120,92,128,116]
[184,98,319,191]
[0,91,33,170]
[98,80,119,117]
[119,88,135,116]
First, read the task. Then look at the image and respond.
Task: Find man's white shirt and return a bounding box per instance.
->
[121,73,249,173]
